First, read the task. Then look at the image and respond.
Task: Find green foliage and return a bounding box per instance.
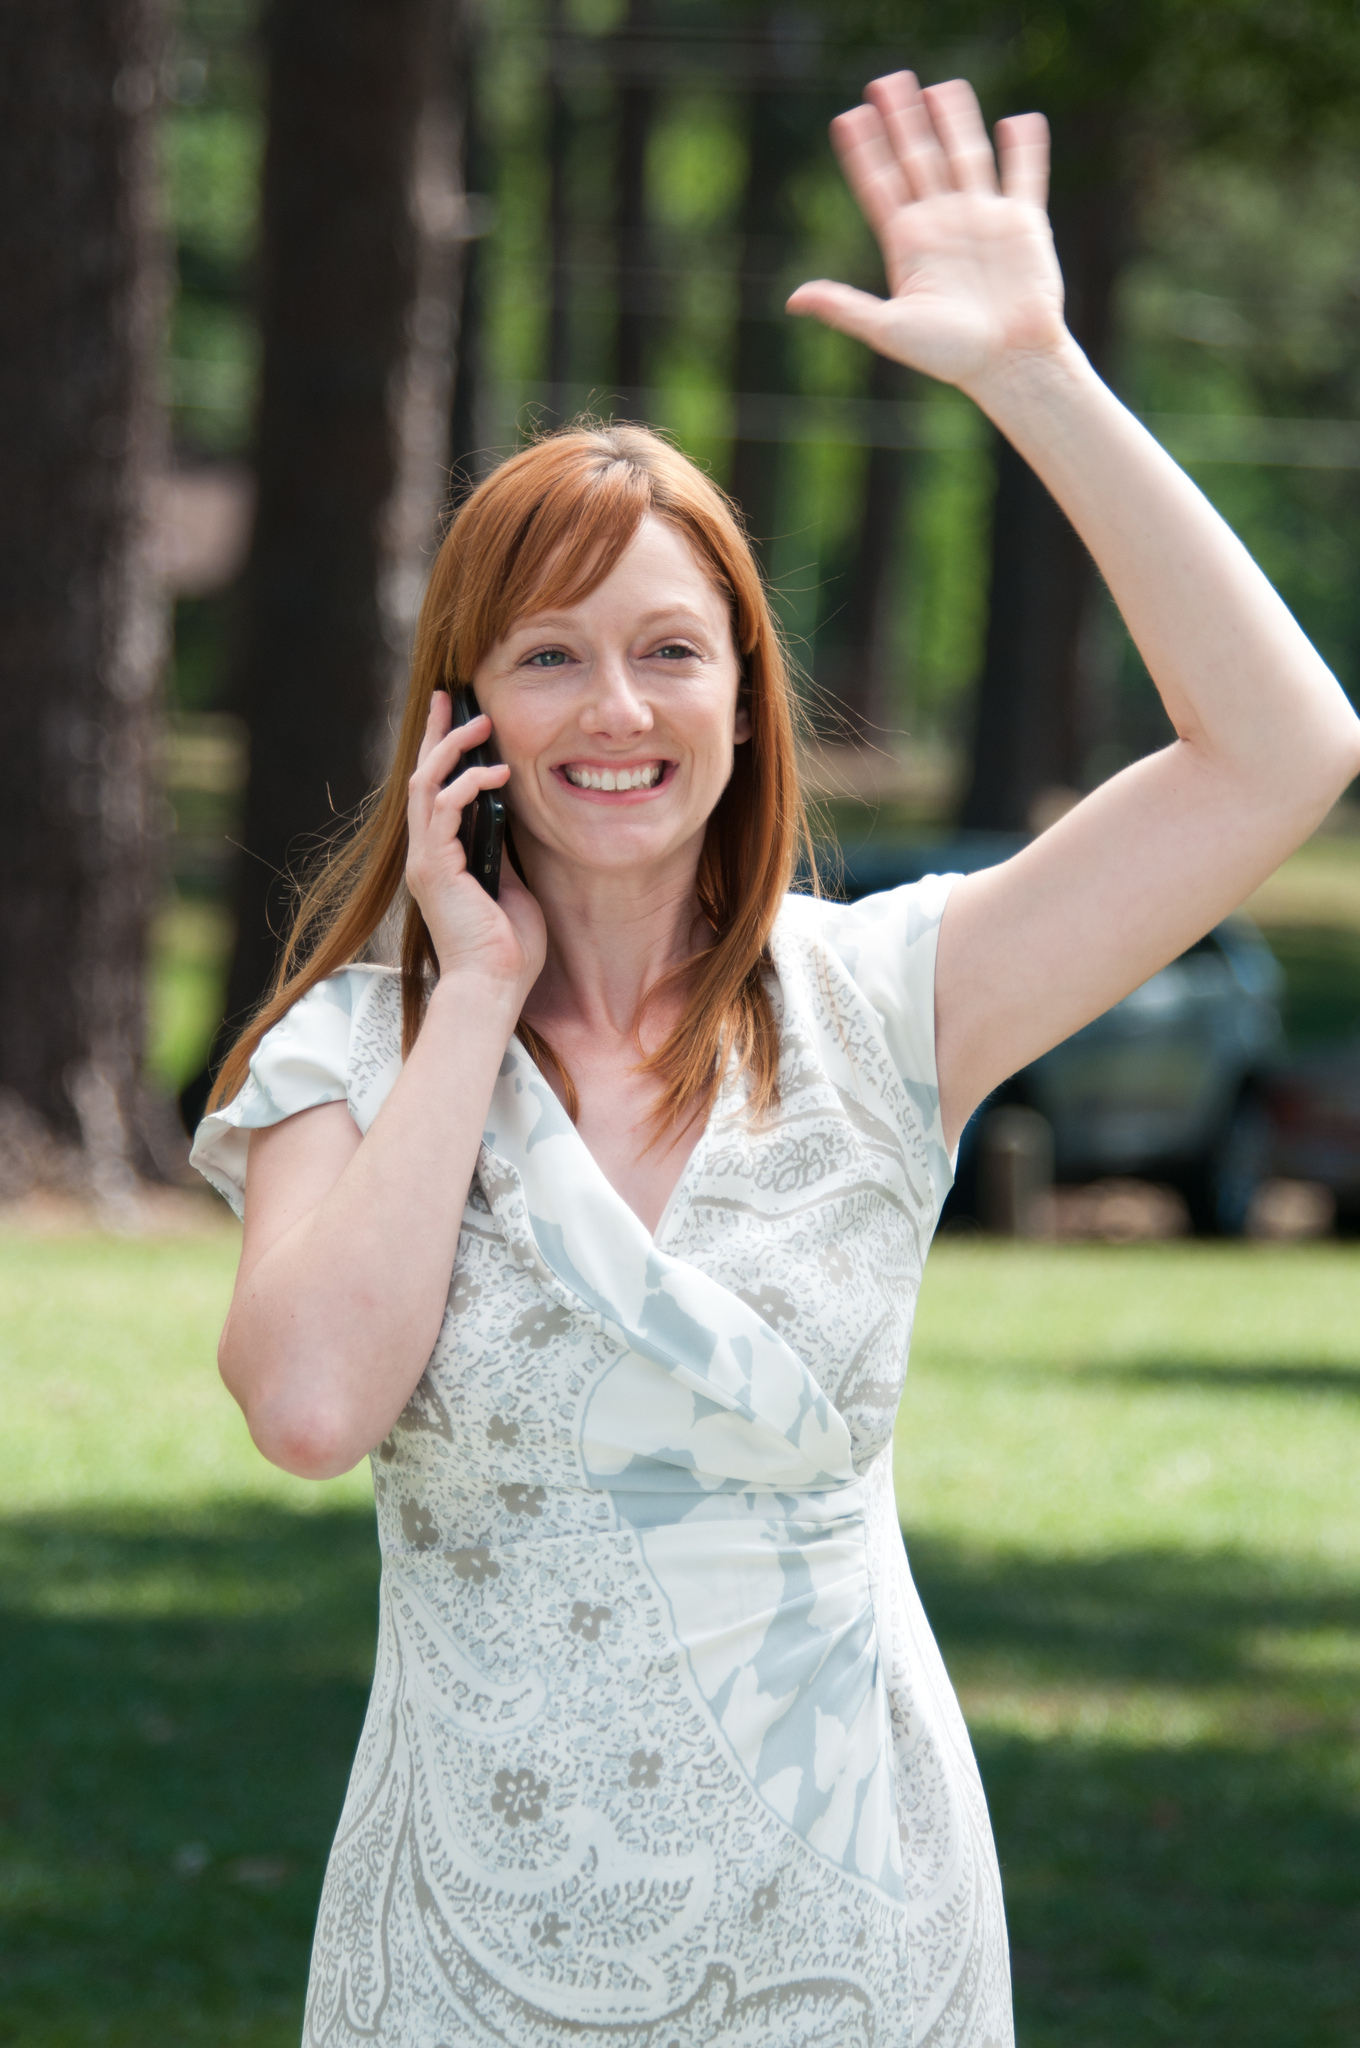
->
[146,900,235,1090]
[1116,144,1360,711]
[163,107,261,270]
[161,3,264,457]
[902,400,995,736]
[649,95,747,232]
[157,1,1360,765]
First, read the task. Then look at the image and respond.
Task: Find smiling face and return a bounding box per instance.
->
[471,514,750,889]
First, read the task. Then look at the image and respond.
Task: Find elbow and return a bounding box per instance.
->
[1316,684,1360,801]
[1276,696,1360,829]
[1342,718,1360,794]
[218,1328,366,1481]
[1314,726,1360,826]
[248,1401,365,1481]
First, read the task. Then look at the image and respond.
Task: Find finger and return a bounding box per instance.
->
[865,71,950,201]
[410,760,509,880]
[414,718,492,800]
[786,279,893,353]
[996,110,1050,208]
[921,78,998,194]
[432,761,510,820]
[451,706,492,744]
[414,689,453,773]
[828,103,910,245]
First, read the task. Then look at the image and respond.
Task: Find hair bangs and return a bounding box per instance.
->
[451,441,654,679]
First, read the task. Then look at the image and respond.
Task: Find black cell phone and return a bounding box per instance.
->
[447,683,506,900]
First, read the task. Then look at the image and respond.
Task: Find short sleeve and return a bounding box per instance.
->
[189,966,401,1218]
[781,874,961,1211]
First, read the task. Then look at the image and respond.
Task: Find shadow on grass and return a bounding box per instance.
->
[907,1534,1360,2048]
[1,1506,1356,2047]
[0,1502,379,2048]
[1088,1360,1360,1397]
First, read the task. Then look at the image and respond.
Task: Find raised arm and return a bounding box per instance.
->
[217,697,543,1479]
[789,74,1360,1154]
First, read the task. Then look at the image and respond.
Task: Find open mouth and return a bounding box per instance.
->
[558,761,668,793]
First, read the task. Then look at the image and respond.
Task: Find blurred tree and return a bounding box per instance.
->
[730,10,823,569]
[815,356,916,741]
[198,0,470,1115]
[948,0,1360,827]
[0,0,171,1203]
[615,0,658,401]
[961,94,1130,828]
[546,0,572,407]
[449,4,487,488]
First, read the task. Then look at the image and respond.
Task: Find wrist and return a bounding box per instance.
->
[425,968,524,1036]
[959,330,1095,428]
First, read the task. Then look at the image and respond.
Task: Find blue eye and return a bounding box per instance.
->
[525,648,569,669]
[657,642,696,660]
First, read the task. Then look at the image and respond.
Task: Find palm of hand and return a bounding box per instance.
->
[874,190,1065,384]
[787,74,1066,391]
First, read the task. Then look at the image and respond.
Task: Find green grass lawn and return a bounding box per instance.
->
[897,1242,1360,2047]
[1,1231,1357,2045]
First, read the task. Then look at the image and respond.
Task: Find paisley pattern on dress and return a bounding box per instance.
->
[192,878,1013,2048]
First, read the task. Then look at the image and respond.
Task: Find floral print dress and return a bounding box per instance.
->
[192,877,1013,2048]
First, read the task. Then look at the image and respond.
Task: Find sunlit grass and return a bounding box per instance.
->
[1,1232,364,1516]
[898,1240,1360,1565]
[2,1231,1357,2044]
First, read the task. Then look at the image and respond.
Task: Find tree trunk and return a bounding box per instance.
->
[815,353,912,741]
[730,34,811,569]
[546,0,572,411]
[448,5,485,493]
[0,0,170,1207]
[614,0,655,405]
[959,129,1127,832]
[212,0,466,1074]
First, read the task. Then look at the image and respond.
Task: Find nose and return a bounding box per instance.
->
[580,653,653,738]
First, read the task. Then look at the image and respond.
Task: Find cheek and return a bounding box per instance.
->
[479,687,555,768]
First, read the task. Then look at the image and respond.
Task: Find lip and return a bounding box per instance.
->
[550,760,676,802]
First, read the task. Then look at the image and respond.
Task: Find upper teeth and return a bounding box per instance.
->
[563,763,663,791]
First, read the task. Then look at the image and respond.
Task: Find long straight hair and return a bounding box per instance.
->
[209,422,816,1129]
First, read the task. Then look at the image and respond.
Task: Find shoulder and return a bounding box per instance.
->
[189,965,402,1217]
[776,873,959,971]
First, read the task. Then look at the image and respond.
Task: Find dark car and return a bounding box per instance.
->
[1263,1040,1360,1232]
[834,838,1286,1235]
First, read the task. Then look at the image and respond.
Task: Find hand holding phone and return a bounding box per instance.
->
[447,683,506,900]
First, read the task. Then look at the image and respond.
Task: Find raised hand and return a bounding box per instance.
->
[786,72,1066,390]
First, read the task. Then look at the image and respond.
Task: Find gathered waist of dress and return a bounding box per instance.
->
[375,1467,872,1571]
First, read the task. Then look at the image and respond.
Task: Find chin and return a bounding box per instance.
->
[551,814,708,875]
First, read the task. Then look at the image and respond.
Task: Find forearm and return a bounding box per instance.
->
[966,341,1360,816]
[220,972,519,1477]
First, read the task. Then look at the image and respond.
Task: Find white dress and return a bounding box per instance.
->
[192,878,1013,2048]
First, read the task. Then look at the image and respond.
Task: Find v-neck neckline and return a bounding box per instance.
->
[504,1032,729,1254]
[649,1070,727,1251]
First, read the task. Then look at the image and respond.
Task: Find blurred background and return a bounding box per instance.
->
[2,2,1359,2043]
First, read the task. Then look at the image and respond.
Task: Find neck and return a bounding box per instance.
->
[517,834,708,1047]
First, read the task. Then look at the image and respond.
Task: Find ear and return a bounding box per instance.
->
[734,699,752,745]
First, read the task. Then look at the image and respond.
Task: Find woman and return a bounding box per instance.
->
[195,73,1360,2048]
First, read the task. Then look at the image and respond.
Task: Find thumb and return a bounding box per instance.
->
[785,280,890,348]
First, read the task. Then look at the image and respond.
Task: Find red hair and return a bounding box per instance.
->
[209,422,816,1129]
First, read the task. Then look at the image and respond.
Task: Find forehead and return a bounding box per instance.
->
[508,515,729,632]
